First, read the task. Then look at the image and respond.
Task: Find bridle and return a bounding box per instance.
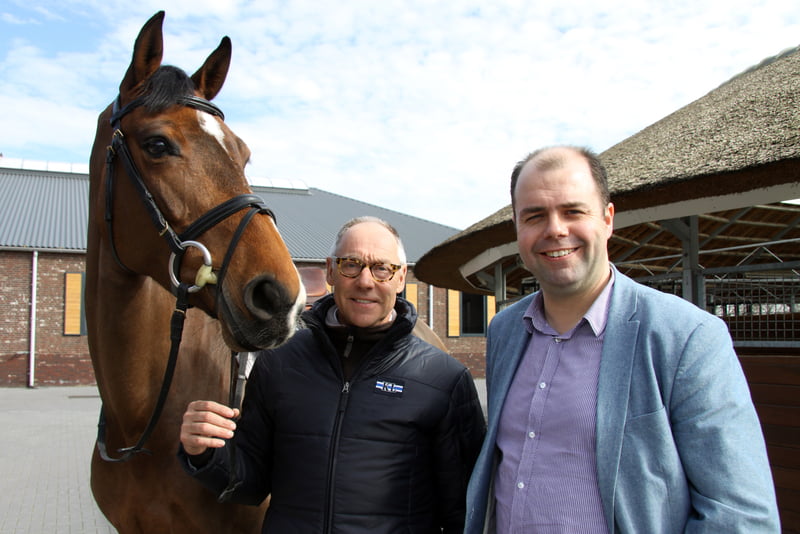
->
[103,93,275,295]
[96,93,270,498]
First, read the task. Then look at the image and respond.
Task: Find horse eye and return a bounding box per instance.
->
[143,138,172,158]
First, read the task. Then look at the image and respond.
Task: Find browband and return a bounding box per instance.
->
[110,94,224,127]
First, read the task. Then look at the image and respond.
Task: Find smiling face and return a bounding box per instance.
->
[326,221,407,328]
[513,147,614,304]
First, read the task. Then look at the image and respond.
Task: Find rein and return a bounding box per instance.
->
[96,93,271,472]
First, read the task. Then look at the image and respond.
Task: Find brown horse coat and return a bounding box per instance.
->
[87,12,303,533]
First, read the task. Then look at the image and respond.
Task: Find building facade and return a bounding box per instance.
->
[0,163,489,387]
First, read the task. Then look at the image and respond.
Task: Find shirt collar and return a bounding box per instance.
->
[523,266,615,337]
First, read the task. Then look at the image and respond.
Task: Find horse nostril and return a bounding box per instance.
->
[244,275,289,321]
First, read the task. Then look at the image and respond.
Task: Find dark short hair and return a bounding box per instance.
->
[510,146,610,211]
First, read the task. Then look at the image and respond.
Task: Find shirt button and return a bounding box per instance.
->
[539,382,547,389]
[517,482,525,489]
[528,431,536,438]
[554,338,562,343]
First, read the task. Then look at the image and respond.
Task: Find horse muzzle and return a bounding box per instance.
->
[217,273,305,351]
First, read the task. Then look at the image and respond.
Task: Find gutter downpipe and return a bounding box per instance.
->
[428,284,434,329]
[28,250,38,388]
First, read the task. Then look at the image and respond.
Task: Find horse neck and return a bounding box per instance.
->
[85,182,235,436]
[87,268,173,406]
[88,270,232,438]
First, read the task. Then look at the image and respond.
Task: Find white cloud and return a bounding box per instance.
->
[1,12,29,24]
[1,0,799,228]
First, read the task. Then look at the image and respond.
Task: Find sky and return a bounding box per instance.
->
[1,1,799,230]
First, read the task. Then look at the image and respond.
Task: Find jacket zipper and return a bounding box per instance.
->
[342,333,354,359]
[323,379,351,533]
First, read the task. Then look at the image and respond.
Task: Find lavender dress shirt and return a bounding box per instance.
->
[495,275,614,533]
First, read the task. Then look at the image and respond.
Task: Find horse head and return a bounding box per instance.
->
[88,11,305,351]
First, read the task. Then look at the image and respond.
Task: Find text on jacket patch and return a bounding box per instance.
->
[374,379,405,397]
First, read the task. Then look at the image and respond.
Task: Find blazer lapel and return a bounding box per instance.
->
[595,271,640,528]
[487,305,532,427]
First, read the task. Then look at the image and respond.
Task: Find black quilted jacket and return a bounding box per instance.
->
[180,294,486,533]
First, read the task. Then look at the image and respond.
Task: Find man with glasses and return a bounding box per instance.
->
[179,216,486,533]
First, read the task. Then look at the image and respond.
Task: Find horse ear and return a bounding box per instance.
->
[120,11,165,96]
[191,37,232,101]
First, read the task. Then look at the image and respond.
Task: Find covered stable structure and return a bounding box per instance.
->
[415,46,800,531]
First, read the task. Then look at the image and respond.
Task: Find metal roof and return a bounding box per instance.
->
[0,164,458,263]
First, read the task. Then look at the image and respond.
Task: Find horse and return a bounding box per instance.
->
[86,12,305,533]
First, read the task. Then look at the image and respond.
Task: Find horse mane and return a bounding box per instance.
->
[139,66,196,112]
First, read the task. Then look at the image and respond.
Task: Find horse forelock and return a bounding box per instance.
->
[139,66,196,113]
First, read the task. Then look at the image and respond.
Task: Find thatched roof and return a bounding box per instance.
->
[415,45,800,292]
[606,45,800,211]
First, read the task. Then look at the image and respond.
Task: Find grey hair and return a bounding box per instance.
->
[329,216,407,265]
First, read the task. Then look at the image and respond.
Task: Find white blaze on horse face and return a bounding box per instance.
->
[197,110,228,155]
[289,271,307,330]
[265,216,307,332]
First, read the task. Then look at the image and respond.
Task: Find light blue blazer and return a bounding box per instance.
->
[465,268,780,533]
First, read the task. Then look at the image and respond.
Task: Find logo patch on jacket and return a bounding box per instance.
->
[374,378,405,397]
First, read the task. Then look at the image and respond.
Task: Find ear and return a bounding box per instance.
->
[191,36,232,101]
[395,265,407,294]
[604,202,615,238]
[119,11,165,97]
[325,257,336,286]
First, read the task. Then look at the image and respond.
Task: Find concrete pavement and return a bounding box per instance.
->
[0,386,115,534]
[0,378,486,533]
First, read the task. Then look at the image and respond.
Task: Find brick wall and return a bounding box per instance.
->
[0,251,33,385]
[426,284,487,378]
[0,250,92,386]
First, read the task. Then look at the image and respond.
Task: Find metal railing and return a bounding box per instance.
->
[648,273,799,347]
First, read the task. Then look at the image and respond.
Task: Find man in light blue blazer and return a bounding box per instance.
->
[465,146,779,533]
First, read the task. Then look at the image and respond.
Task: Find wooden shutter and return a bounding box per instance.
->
[64,272,84,335]
[405,283,418,309]
[487,295,497,327]
[447,289,460,337]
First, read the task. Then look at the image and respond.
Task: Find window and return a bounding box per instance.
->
[461,292,486,335]
[447,290,496,337]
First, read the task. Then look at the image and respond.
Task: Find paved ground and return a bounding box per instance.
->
[0,379,486,534]
[1,386,115,534]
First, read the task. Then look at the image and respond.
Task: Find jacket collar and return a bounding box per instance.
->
[304,294,416,335]
[303,294,418,377]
